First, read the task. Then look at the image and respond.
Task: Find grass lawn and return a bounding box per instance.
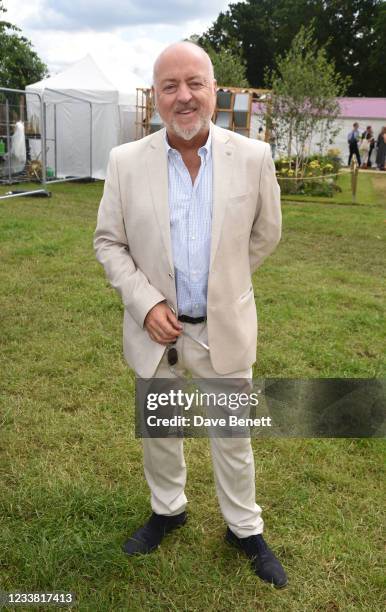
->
[0,179,385,611]
[281,169,386,206]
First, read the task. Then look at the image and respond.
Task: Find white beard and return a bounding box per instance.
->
[169,114,210,141]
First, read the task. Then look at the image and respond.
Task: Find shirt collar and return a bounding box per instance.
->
[164,126,212,159]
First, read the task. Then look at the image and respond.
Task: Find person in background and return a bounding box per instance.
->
[347,122,361,167]
[375,127,386,170]
[269,130,277,159]
[359,126,373,168]
[256,127,265,141]
[362,126,375,167]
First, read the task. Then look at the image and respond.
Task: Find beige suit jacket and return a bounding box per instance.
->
[94,124,281,378]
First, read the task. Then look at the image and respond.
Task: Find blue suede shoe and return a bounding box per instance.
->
[226,528,288,588]
[123,511,187,555]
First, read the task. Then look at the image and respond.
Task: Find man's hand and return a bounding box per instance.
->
[144,302,183,345]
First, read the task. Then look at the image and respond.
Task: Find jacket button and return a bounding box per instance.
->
[169,272,174,279]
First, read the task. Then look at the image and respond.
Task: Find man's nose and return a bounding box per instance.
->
[176,82,192,104]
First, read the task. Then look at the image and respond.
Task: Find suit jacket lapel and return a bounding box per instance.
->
[210,125,234,270]
[146,128,174,272]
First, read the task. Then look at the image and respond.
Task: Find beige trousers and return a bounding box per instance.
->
[141,322,264,538]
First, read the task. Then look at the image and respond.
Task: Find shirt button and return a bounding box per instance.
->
[190,236,195,240]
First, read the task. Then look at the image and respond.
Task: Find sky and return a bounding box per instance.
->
[3,0,232,92]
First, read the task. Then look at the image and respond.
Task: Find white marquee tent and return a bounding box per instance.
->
[26,55,136,180]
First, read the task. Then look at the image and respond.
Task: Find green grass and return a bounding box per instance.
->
[281,169,385,206]
[0,180,385,611]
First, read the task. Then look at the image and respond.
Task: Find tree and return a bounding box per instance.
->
[207,47,249,88]
[266,25,350,175]
[367,2,386,94]
[0,2,48,90]
[186,35,249,87]
[199,0,386,96]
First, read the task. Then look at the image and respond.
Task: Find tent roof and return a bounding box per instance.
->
[28,54,117,93]
[26,55,119,104]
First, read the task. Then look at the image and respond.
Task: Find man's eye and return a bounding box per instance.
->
[163,84,176,92]
[189,82,203,89]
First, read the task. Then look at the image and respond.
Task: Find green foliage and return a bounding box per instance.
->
[207,46,249,87]
[187,35,249,87]
[0,2,48,89]
[307,152,342,175]
[279,177,340,197]
[276,153,342,176]
[276,153,343,197]
[268,25,349,176]
[199,0,386,96]
[281,169,386,206]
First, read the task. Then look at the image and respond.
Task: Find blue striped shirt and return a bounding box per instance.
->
[165,130,213,317]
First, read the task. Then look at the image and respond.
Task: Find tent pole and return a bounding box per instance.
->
[89,102,93,179]
[54,104,57,178]
[41,96,47,186]
[6,98,11,184]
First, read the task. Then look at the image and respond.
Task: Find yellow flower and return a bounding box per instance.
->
[309,160,320,168]
[288,169,294,176]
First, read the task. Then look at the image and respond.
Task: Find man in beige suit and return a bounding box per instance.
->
[94,42,287,587]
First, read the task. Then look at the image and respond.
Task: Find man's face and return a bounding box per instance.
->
[153,47,216,141]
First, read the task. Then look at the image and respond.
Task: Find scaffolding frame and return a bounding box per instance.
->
[0,86,93,200]
[0,87,47,198]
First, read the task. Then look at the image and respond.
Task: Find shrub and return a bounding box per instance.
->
[276,153,342,197]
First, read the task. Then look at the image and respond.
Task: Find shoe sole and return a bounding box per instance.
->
[225,532,288,589]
